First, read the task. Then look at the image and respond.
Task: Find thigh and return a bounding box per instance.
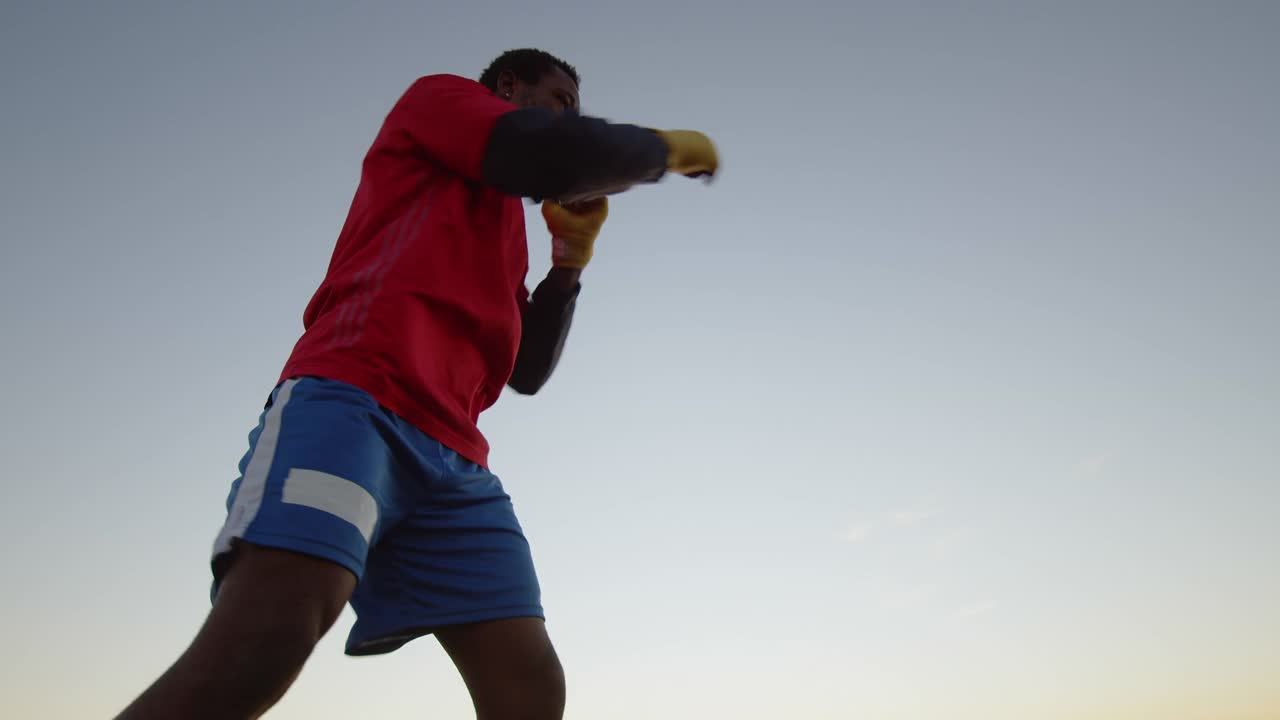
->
[436,617,564,720]
[115,544,355,720]
[211,542,357,640]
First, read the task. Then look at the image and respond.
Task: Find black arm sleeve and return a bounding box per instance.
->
[507,277,581,395]
[482,108,669,201]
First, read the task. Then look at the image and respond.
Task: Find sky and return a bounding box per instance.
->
[1,1,1278,718]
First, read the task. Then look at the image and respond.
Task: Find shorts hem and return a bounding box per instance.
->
[217,529,365,583]
[345,605,545,657]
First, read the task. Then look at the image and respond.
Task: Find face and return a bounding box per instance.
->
[497,66,579,114]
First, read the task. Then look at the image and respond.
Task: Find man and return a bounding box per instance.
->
[114,49,717,720]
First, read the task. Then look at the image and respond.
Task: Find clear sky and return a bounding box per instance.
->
[2,2,1277,718]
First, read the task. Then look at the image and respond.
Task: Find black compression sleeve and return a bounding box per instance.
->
[506,278,581,395]
[482,108,668,201]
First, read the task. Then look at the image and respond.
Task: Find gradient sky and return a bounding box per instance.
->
[2,2,1278,718]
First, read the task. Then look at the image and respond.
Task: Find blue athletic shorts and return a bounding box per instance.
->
[210,376,543,656]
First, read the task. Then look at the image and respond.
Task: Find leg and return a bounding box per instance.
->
[117,377,406,717]
[114,543,355,720]
[436,617,566,720]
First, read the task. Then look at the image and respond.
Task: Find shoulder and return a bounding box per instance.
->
[405,73,491,97]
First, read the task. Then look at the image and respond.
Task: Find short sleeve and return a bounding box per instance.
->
[384,74,515,180]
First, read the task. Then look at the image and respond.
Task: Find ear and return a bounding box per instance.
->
[496,69,517,100]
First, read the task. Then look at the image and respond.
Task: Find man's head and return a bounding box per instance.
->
[479,49,580,114]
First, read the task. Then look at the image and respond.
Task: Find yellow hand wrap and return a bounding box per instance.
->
[542,197,609,270]
[653,129,720,179]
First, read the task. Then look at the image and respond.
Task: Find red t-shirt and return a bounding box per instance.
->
[279,74,528,467]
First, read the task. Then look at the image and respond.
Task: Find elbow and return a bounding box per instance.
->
[507,378,544,396]
[506,367,549,396]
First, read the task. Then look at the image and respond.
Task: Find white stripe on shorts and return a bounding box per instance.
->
[282,468,379,543]
[211,378,299,559]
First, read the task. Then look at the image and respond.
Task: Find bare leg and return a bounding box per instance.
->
[436,617,566,720]
[114,544,356,720]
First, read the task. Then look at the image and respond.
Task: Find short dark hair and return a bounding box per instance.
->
[479,49,580,92]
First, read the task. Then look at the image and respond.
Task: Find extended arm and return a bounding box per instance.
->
[387,75,718,203]
[481,109,668,202]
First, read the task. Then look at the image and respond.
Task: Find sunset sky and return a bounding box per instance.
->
[2,2,1277,718]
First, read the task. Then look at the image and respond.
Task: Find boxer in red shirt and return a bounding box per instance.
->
[115,49,718,720]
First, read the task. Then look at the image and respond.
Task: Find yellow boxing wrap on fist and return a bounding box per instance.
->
[652,129,720,179]
[542,197,609,270]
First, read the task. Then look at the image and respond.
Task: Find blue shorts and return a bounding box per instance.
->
[210,376,543,656]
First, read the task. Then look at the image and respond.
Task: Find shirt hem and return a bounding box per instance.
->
[278,363,491,468]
